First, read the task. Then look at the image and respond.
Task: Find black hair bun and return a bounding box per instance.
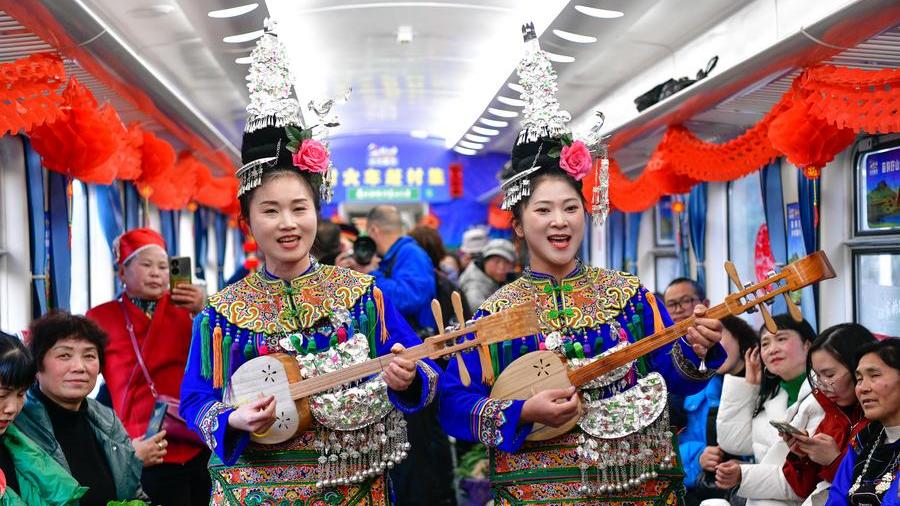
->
[241,125,294,167]
[508,138,563,178]
[505,137,581,190]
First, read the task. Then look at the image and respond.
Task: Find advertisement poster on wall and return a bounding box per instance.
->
[857,145,900,234]
[786,203,804,305]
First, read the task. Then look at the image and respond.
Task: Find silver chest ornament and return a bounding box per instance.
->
[545,331,677,496]
[282,329,410,488]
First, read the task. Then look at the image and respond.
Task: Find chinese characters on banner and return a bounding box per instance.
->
[333,143,451,203]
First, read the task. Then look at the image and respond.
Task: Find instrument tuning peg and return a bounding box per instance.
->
[783,293,803,322]
[450,292,472,387]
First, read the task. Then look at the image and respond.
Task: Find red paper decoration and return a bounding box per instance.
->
[135,131,178,206]
[768,84,856,179]
[29,77,123,184]
[607,65,900,211]
[0,53,66,136]
[191,157,240,211]
[106,123,145,181]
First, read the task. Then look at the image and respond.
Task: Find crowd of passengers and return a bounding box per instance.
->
[0,258,897,505]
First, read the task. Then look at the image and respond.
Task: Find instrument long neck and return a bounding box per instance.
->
[567,303,730,388]
[288,331,470,399]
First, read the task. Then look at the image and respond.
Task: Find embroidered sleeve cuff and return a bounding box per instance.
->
[196,401,249,466]
[470,398,530,453]
[672,339,718,381]
[388,360,440,413]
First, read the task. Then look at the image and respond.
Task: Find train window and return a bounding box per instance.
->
[727,172,767,287]
[0,136,30,331]
[654,196,675,247]
[654,255,678,292]
[69,181,91,314]
[853,250,900,340]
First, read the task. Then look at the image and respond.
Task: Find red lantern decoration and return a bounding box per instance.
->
[449,162,463,198]
[135,131,179,207]
[768,87,856,180]
[192,158,239,211]
[29,77,123,184]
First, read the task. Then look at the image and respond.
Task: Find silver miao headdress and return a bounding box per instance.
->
[500,22,610,225]
[236,18,341,202]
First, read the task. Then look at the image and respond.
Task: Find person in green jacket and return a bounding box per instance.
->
[14,313,148,505]
[0,331,85,505]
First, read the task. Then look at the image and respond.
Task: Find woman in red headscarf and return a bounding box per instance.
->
[86,227,211,506]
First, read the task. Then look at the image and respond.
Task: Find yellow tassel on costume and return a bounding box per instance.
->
[478,345,495,386]
[645,292,666,333]
[212,325,224,389]
[373,287,389,344]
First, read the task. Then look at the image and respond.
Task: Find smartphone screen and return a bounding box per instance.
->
[169,256,192,291]
[145,400,168,439]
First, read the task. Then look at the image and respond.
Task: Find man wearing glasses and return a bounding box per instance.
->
[664,277,710,323]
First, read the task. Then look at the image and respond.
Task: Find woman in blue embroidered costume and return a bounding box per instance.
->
[179,25,440,505]
[437,23,725,505]
[826,339,900,506]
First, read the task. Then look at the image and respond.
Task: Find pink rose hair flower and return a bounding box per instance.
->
[291,139,329,174]
[559,140,591,181]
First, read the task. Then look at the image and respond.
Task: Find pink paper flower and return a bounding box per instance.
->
[559,140,591,181]
[292,139,329,174]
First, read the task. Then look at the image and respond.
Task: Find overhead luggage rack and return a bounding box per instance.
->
[607,0,900,173]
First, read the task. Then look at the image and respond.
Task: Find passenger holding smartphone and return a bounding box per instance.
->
[781,324,876,505]
[716,315,824,505]
[86,228,210,506]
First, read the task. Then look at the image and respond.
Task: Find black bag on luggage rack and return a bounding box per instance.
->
[633,56,719,112]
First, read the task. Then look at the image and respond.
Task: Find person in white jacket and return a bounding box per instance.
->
[715,314,824,506]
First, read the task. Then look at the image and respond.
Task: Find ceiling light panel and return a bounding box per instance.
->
[223,29,265,43]
[507,82,524,94]
[458,140,484,149]
[545,51,576,63]
[574,6,624,18]
[465,133,491,143]
[487,107,518,118]
[265,0,568,142]
[552,29,597,44]
[472,126,500,136]
[454,146,477,155]
[496,96,526,107]
[208,3,259,18]
[479,117,508,128]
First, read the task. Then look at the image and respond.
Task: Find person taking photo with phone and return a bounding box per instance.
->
[86,227,210,506]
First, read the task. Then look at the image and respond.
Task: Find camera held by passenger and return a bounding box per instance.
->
[352,236,377,266]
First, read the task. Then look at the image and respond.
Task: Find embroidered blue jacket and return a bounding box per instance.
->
[179,264,440,466]
[437,263,725,454]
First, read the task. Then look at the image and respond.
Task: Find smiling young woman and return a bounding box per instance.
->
[436,26,725,505]
[178,29,441,506]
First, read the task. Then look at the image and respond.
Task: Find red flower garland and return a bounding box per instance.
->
[602,65,900,212]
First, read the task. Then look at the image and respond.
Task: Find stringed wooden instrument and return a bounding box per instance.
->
[230,300,539,444]
[490,250,836,441]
